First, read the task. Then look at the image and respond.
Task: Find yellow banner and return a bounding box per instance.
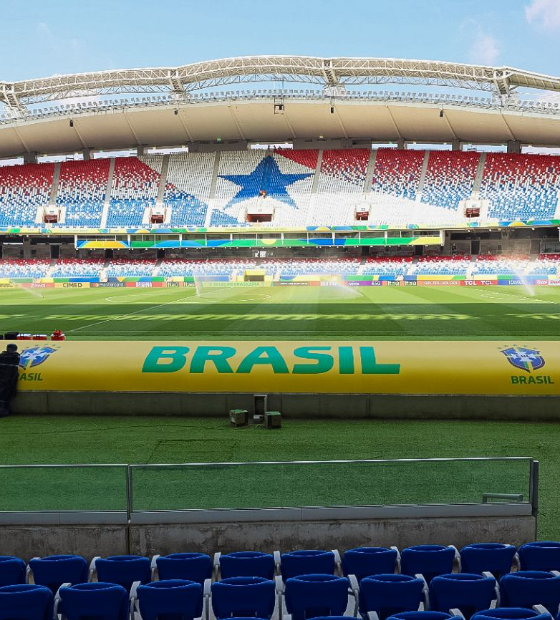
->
[15,341,560,396]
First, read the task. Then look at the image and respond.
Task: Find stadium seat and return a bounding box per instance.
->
[471,609,553,620]
[211,576,277,619]
[89,555,151,592]
[55,582,129,620]
[131,579,204,620]
[0,556,26,586]
[386,613,464,620]
[0,584,53,620]
[214,551,278,580]
[280,550,340,580]
[428,573,499,619]
[518,542,560,572]
[342,547,400,582]
[282,574,351,620]
[27,554,88,594]
[357,573,428,620]
[460,544,518,578]
[153,553,213,584]
[400,546,459,583]
[499,571,560,616]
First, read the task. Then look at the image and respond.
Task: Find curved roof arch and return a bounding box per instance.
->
[2,56,560,111]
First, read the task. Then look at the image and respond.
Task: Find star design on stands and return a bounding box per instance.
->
[219,155,313,210]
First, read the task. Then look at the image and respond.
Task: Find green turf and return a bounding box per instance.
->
[0,416,557,538]
[1,285,560,340]
[1,285,559,537]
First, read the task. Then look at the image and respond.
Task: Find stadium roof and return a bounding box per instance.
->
[1,56,560,157]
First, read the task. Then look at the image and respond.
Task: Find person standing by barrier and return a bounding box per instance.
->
[0,344,20,417]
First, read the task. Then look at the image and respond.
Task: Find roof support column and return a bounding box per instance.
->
[507,140,521,154]
[23,152,38,164]
[451,139,462,152]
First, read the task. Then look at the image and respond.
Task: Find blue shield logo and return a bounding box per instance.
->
[501,346,545,373]
[19,346,58,369]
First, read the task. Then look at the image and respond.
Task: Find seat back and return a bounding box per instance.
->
[342,547,398,581]
[401,546,456,583]
[0,556,26,587]
[429,573,497,619]
[220,552,275,580]
[359,574,426,620]
[386,613,462,620]
[518,542,560,571]
[281,550,335,580]
[95,555,151,592]
[59,582,129,620]
[28,554,88,594]
[211,576,276,619]
[284,574,349,620]
[460,544,517,578]
[137,579,203,620]
[0,584,53,620]
[500,571,560,614]
[471,608,553,620]
[156,553,212,584]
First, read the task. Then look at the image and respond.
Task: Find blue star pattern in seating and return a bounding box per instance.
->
[219,156,313,210]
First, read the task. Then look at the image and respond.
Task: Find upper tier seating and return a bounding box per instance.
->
[1,151,560,228]
[0,163,54,227]
[164,153,214,227]
[372,149,424,200]
[480,154,560,221]
[107,157,162,227]
[56,160,110,227]
[421,152,480,209]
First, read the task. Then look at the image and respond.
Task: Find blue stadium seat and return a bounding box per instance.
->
[28,554,88,594]
[386,613,464,620]
[132,579,204,620]
[500,571,560,616]
[280,550,340,580]
[211,576,276,619]
[471,609,553,620]
[0,556,26,586]
[342,547,400,582]
[154,553,213,584]
[56,582,129,620]
[90,555,151,592]
[401,546,459,583]
[518,542,560,572]
[215,551,277,580]
[460,544,517,578]
[429,573,498,619]
[283,574,350,620]
[357,573,428,620]
[0,584,53,620]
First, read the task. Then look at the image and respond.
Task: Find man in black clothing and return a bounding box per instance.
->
[0,344,20,418]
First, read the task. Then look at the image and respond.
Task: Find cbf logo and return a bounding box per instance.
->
[501,346,554,386]
[18,346,58,382]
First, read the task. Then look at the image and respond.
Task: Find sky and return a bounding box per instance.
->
[0,0,559,81]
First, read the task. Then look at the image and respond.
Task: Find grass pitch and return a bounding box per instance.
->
[1,285,559,539]
[0,284,559,340]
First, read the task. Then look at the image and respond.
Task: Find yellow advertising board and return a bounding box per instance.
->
[15,341,560,396]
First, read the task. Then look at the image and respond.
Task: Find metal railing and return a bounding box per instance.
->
[0,457,538,522]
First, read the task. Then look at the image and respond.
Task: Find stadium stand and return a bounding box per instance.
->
[106,157,162,227]
[56,160,110,227]
[0,151,560,227]
[480,154,560,221]
[421,152,480,209]
[0,163,54,227]
[105,258,156,277]
[164,153,214,227]
[0,259,51,279]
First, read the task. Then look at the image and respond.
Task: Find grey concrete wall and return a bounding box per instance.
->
[12,391,560,420]
[132,515,535,555]
[0,516,535,560]
[0,526,128,561]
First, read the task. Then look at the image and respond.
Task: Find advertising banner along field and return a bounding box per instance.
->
[15,341,560,396]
